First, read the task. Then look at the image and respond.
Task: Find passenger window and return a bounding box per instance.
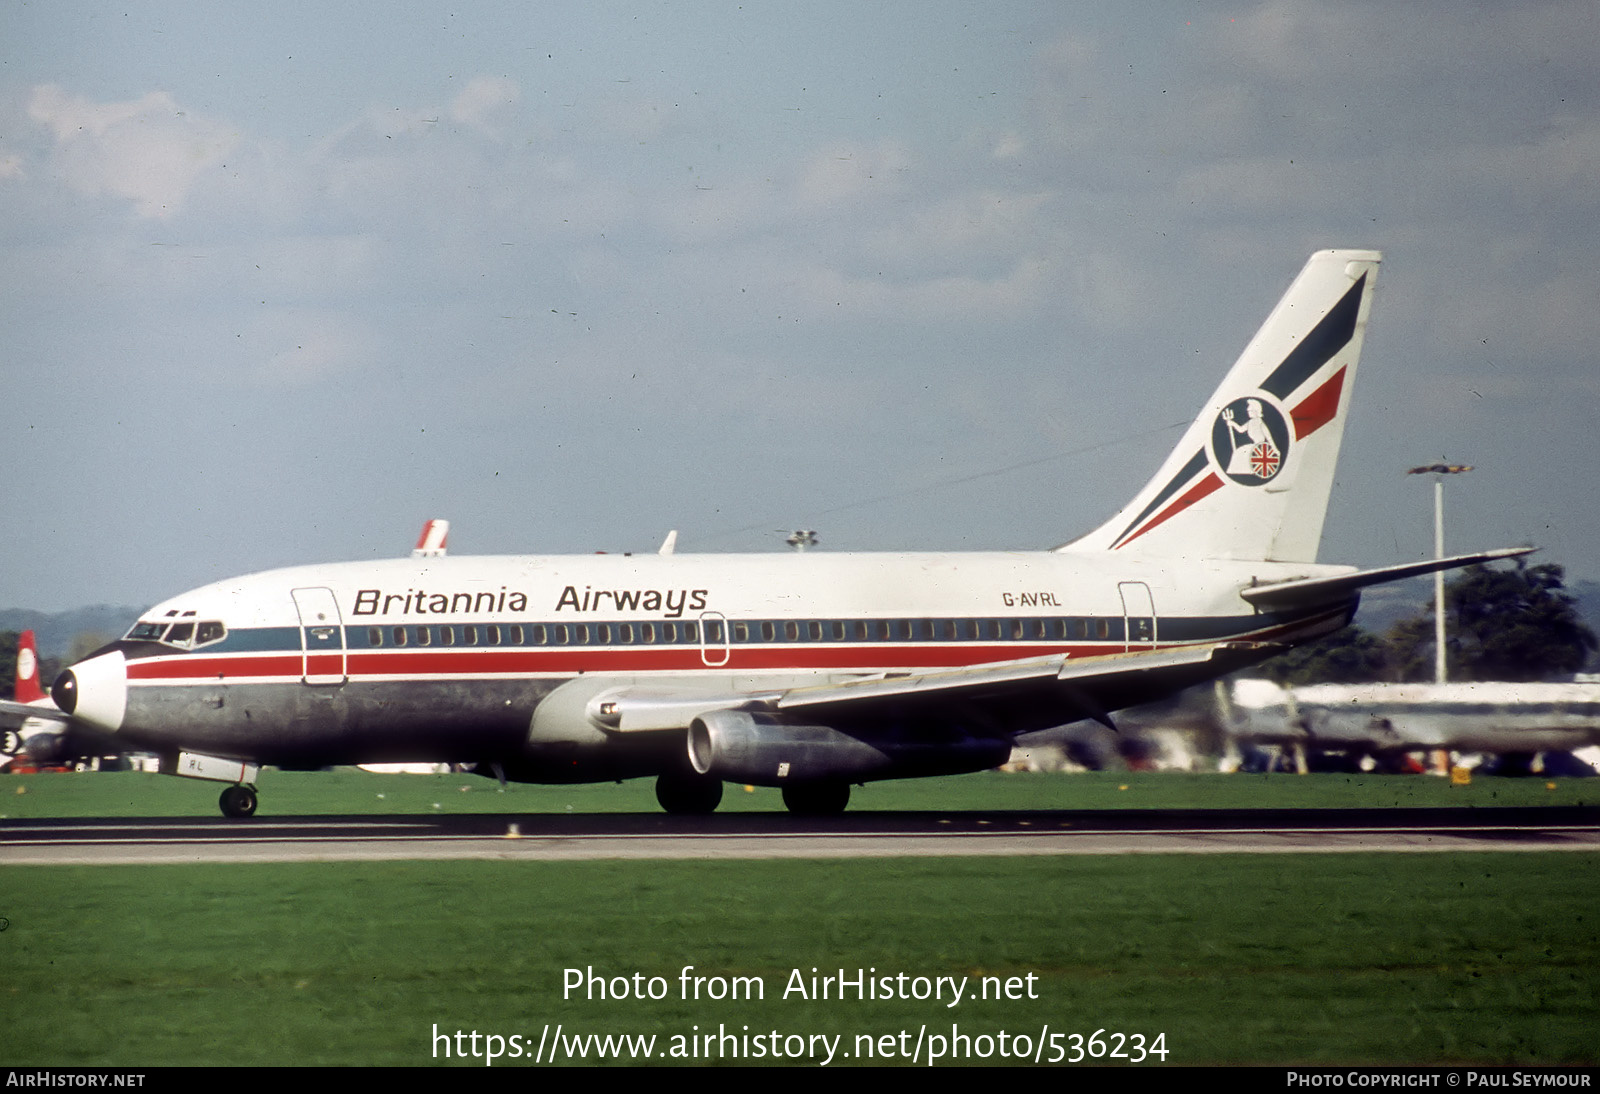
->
[533,625,548,645]
[784,621,798,642]
[441,627,455,646]
[417,627,432,646]
[368,627,383,647]
[463,625,478,645]
[393,627,408,647]
[487,625,501,645]
[619,624,634,644]
[509,625,524,644]
[734,622,749,643]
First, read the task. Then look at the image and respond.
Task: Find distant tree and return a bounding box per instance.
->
[1258,626,1390,686]
[68,631,111,665]
[1387,561,1598,682]
[0,630,62,701]
[0,630,16,701]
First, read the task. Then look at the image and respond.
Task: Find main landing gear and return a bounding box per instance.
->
[219,784,258,818]
[653,773,853,816]
[780,781,850,816]
[654,771,724,815]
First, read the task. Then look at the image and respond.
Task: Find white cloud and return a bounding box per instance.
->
[796,142,913,208]
[992,132,1025,160]
[27,84,239,219]
[450,76,522,138]
[253,315,373,387]
[790,255,1056,322]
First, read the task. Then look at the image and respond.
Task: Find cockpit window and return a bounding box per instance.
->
[125,619,227,648]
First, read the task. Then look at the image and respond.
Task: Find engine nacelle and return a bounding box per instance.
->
[687,709,1009,786]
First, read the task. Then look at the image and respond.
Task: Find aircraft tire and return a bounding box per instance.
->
[654,772,723,815]
[781,781,850,816]
[219,784,258,819]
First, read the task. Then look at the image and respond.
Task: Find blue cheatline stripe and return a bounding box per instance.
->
[129,605,1342,661]
[1259,273,1364,400]
[1111,447,1209,547]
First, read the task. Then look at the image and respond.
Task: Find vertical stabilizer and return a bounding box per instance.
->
[1062,250,1380,562]
[15,630,46,704]
[412,519,450,558]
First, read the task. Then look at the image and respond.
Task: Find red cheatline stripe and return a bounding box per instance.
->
[121,604,1353,685]
[1291,366,1345,440]
[1114,472,1223,550]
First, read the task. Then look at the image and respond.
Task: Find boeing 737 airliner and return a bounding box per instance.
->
[16,250,1528,816]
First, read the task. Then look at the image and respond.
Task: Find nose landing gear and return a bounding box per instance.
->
[219,784,258,818]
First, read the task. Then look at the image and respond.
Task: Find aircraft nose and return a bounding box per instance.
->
[51,650,128,733]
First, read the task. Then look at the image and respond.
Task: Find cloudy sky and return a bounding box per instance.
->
[2,1,1596,612]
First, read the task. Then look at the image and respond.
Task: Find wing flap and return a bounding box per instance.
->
[777,642,1278,733]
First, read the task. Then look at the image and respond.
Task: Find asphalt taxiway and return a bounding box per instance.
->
[2,806,1597,864]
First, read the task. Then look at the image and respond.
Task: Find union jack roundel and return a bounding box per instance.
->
[1210,395,1290,486]
[1249,443,1280,478]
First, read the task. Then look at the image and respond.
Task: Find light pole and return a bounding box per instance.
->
[1406,464,1473,684]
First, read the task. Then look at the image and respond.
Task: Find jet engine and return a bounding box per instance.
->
[686,709,1009,785]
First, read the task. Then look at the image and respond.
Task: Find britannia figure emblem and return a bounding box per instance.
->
[1211,395,1290,485]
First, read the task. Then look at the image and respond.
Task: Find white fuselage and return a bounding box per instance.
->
[68,549,1354,779]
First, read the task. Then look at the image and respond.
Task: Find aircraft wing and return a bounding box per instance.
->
[1239,547,1534,611]
[590,642,1280,739]
[0,698,73,728]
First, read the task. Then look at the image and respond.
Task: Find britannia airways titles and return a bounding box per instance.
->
[351,585,710,619]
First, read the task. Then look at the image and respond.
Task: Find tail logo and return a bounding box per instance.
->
[17,646,36,684]
[1211,396,1289,486]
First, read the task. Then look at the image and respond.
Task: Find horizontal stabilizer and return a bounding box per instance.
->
[1239,547,1535,611]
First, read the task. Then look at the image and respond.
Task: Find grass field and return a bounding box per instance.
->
[2,854,1596,1066]
[3,769,1597,1067]
[3,765,1598,818]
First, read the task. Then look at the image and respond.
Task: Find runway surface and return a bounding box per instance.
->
[3,806,1598,864]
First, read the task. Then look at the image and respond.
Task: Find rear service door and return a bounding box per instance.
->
[292,587,348,685]
[1118,581,1157,652]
